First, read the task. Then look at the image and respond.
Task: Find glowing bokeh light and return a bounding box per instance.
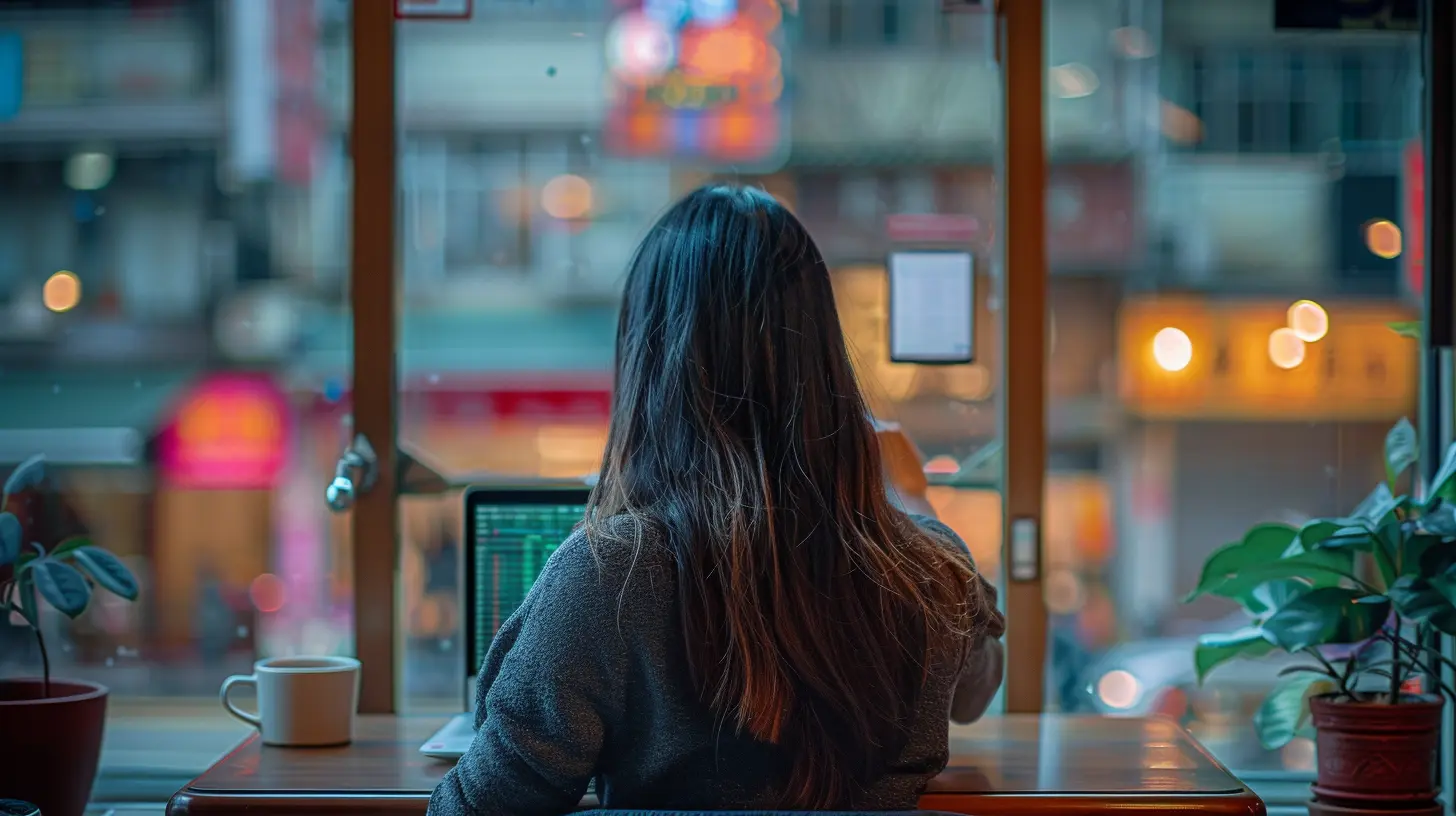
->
[923,455,960,476]
[541,174,593,220]
[249,573,286,613]
[1050,63,1100,98]
[65,150,114,191]
[1097,670,1142,709]
[1287,300,1329,343]
[1365,218,1402,260]
[1269,327,1307,370]
[606,12,676,83]
[1152,327,1193,372]
[43,270,81,313]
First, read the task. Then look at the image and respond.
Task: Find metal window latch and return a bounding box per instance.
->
[325,433,379,513]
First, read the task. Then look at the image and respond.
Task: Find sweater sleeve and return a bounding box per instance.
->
[428,530,627,816]
[908,514,1006,724]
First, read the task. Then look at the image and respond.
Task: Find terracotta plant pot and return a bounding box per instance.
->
[0,679,109,816]
[1308,694,1443,810]
[1307,798,1442,816]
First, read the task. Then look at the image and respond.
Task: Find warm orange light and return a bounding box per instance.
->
[1152,327,1193,372]
[1161,100,1204,145]
[680,27,764,81]
[541,174,593,220]
[1366,219,1403,260]
[177,395,282,448]
[1269,327,1307,370]
[924,455,960,475]
[43,270,81,313]
[1287,300,1329,343]
[249,573,286,613]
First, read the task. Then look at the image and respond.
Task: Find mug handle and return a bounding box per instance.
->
[220,674,261,728]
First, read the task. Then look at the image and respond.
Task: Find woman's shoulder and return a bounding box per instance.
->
[903,512,977,568]
[546,512,675,586]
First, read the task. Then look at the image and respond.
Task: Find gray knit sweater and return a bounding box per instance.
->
[427,514,1004,816]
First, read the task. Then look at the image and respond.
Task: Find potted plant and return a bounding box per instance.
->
[1188,418,1456,816]
[0,455,140,816]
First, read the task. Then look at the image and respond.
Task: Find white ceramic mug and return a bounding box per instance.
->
[220,656,361,747]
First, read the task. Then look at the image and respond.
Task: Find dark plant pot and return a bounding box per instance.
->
[1309,694,1443,809]
[0,678,109,816]
[1307,797,1442,815]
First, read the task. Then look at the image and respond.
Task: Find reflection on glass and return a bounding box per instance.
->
[0,0,1426,803]
[0,0,352,797]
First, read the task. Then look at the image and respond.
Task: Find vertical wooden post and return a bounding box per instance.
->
[999,0,1049,715]
[350,1,401,715]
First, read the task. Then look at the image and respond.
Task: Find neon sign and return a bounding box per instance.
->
[604,0,788,166]
[157,373,291,490]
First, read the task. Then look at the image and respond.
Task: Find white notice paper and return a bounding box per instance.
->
[888,251,974,364]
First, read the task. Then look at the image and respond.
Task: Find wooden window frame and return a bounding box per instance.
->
[345,0,1050,715]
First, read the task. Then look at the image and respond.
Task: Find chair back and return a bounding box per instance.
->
[577,811,969,815]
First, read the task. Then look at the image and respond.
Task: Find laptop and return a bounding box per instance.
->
[420,484,593,760]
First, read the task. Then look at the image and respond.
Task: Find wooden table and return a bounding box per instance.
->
[166,714,1266,816]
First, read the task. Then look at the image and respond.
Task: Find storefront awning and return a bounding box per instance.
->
[0,369,200,465]
[292,308,620,379]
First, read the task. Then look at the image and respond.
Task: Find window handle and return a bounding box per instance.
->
[325,433,378,513]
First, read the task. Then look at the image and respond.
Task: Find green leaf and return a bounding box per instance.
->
[50,536,92,561]
[1202,551,1362,605]
[1262,587,1389,651]
[1194,627,1275,683]
[1187,524,1300,600]
[1421,504,1456,537]
[1309,526,1380,552]
[1387,574,1456,634]
[31,559,91,618]
[1353,483,1401,526]
[3,454,44,497]
[1389,320,1422,340]
[1299,519,1369,551]
[1433,442,1456,503]
[1405,533,1450,580]
[14,541,43,576]
[0,512,18,567]
[1386,417,1418,488]
[1255,672,1337,750]
[71,547,138,601]
[16,572,37,627]
[1248,579,1311,617]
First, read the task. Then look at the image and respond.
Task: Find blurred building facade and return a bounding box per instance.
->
[0,0,1422,688]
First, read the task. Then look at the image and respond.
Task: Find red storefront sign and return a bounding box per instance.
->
[424,389,613,422]
[157,373,292,490]
[886,214,982,244]
[1404,138,1425,298]
[308,376,614,424]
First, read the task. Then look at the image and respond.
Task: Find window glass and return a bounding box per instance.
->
[390,0,1015,715]
[0,0,351,802]
[2,0,1427,810]
[1068,1,1422,796]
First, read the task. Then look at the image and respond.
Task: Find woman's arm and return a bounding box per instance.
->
[908,514,1007,725]
[951,629,1005,724]
[428,533,626,816]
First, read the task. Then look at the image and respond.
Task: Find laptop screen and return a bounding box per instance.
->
[463,487,592,674]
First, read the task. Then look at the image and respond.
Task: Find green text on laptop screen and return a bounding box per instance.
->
[471,502,586,669]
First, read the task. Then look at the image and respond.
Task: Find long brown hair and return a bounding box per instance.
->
[588,185,983,808]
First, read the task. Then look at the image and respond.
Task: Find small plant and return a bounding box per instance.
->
[1186,418,1456,749]
[0,455,139,698]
